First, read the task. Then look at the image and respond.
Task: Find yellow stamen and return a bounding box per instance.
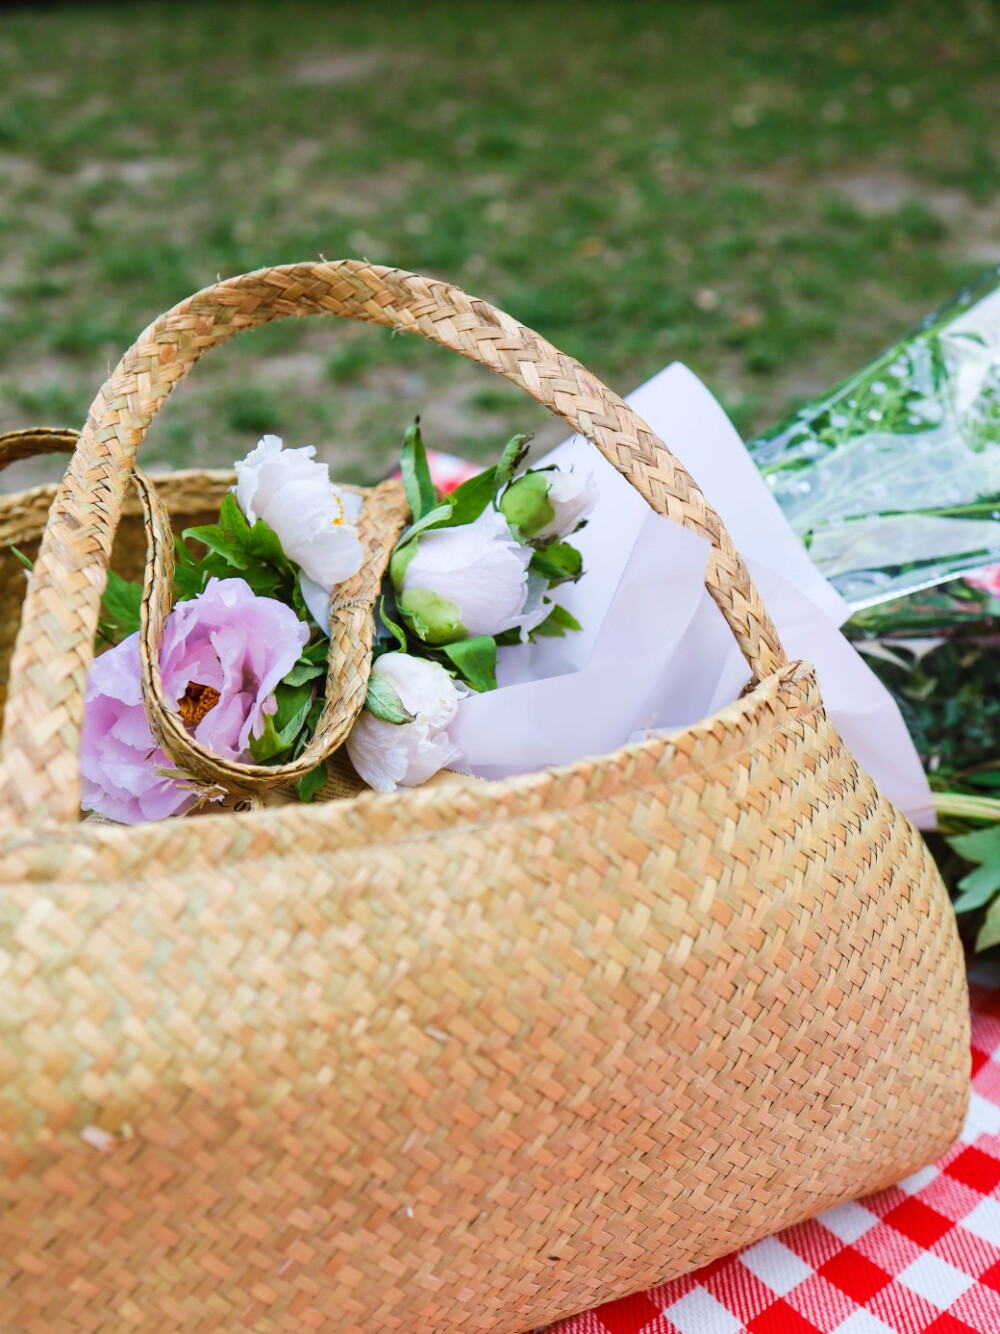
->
[178,681,221,731]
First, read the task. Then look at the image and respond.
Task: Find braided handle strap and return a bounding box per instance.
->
[0,427,79,473]
[0,261,786,826]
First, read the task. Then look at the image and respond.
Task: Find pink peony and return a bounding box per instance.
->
[81,577,309,824]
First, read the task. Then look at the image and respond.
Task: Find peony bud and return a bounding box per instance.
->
[346,652,464,792]
[393,506,533,643]
[500,468,597,542]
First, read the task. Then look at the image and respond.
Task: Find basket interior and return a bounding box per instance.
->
[0,481,225,732]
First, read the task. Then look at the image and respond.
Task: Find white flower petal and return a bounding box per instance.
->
[517,572,551,641]
[232,437,364,595]
[535,469,598,541]
[346,652,464,791]
[346,714,415,792]
[402,507,531,638]
[292,523,365,589]
[299,571,332,631]
[373,653,463,728]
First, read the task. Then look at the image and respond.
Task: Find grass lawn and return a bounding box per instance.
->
[0,0,998,483]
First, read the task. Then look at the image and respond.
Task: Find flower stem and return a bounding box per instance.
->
[934,791,1000,827]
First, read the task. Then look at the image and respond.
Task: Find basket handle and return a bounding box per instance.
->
[0,260,786,825]
[131,466,409,797]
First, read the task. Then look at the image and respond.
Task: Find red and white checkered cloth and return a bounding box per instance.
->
[549,960,1000,1334]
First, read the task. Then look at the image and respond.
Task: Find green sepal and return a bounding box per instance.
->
[397,587,467,645]
[296,762,328,803]
[441,634,497,692]
[499,471,555,540]
[365,672,416,725]
[400,418,438,523]
[389,537,419,589]
[529,541,583,584]
[496,433,532,489]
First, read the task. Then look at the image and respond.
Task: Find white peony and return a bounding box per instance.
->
[346,652,464,792]
[534,469,598,541]
[233,435,364,627]
[499,467,598,543]
[393,506,533,643]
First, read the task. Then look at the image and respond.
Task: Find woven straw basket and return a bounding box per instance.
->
[0,261,969,1334]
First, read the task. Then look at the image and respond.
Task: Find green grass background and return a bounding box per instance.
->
[0,0,998,482]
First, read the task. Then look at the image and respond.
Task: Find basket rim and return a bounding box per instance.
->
[0,658,823,871]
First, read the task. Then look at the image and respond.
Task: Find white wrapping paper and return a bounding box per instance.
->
[450,364,935,828]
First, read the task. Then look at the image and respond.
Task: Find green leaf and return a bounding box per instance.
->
[529,541,584,584]
[530,602,583,639]
[218,490,252,543]
[172,536,208,601]
[393,461,503,557]
[302,637,330,664]
[377,594,408,651]
[183,520,251,570]
[394,501,456,553]
[948,824,1000,933]
[296,762,328,803]
[247,516,291,567]
[365,672,416,724]
[496,433,532,488]
[248,681,315,763]
[282,653,327,686]
[441,634,497,692]
[247,711,286,763]
[101,569,143,638]
[7,542,33,571]
[950,827,1000,863]
[184,496,291,585]
[954,861,1000,914]
[400,418,437,522]
[977,896,1000,952]
[443,466,497,526]
[546,603,582,632]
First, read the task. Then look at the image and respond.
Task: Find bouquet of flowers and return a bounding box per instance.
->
[748,266,1000,949]
[76,423,595,823]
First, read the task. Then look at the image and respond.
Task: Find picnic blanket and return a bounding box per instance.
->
[549,959,1000,1334]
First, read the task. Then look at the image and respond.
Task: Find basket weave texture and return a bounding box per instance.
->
[0,262,969,1334]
